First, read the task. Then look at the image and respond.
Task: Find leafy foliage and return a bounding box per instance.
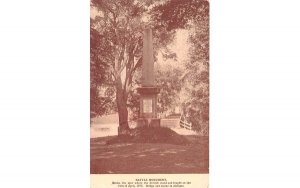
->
[156,65,183,115]
[91,0,209,135]
[183,1,209,133]
[152,0,209,133]
[90,0,176,124]
[151,0,208,30]
[90,23,116,118]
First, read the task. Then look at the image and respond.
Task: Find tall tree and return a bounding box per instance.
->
[91,0,147,134]
[91,0,176,134]
[184,12,209,134]
[152,0,209,134]
[90,21,115,118]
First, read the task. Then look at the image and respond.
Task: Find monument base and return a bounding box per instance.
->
[137,86,160,119]
[137,118,160,128]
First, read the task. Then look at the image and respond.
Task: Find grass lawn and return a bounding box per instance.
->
[90,135,208,174]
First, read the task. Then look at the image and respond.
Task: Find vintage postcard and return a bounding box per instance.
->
[91,0,209,187]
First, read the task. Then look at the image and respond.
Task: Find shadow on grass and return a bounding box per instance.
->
[90,133,209,174]
[106,126,190,145]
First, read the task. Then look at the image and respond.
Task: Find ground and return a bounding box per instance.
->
[90,135,208,174]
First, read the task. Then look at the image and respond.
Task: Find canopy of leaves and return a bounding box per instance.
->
[90,0,209,134]
[91,22,116,118]
[90,0,178,118]
[151,0,209,30]
[156,66,183,114]
[151,0,209,132]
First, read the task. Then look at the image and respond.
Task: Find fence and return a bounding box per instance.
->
[161,114,208,136]
[179,116,209,136]
[179,118,192,130]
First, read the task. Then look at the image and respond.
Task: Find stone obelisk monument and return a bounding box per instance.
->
[137,27,160,127]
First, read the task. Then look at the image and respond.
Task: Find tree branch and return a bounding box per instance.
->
[131,57,142,75]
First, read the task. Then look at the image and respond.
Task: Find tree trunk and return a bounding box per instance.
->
[116,78,130,135]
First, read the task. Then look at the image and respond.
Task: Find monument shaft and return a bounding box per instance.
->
[137,27,160,127]
[142,28,155,86]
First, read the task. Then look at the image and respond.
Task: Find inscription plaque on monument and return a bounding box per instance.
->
[143,99,152,113]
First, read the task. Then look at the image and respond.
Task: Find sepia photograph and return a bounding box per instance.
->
[4,0,300,188]
[90,0,209,175]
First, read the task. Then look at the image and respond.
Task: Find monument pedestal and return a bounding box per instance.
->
[137,87,160,127]
[137,118,160,128]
